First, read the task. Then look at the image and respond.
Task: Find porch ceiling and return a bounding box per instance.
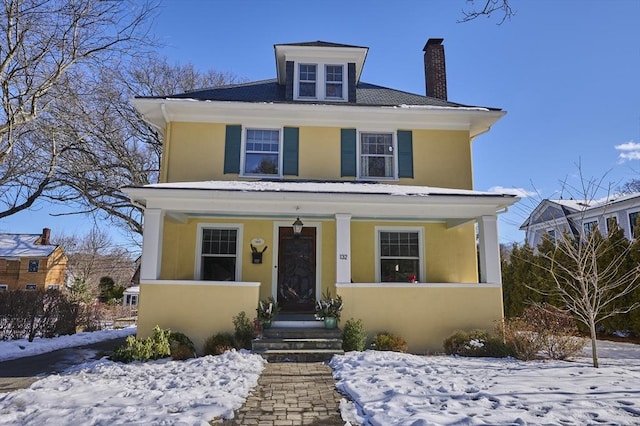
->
[123,181,518,223]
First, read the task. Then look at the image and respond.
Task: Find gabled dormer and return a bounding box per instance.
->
[274,41,368,103]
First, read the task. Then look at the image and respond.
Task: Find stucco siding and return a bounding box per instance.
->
[337,283,503,353]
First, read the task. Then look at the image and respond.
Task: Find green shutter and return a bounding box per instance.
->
[283,127,299,176]
[341,128,357,177]
[223,125,242,174]
[397,130,414,178]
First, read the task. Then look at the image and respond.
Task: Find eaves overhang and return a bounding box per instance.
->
[131,98,505,139]
[122,183,518,223]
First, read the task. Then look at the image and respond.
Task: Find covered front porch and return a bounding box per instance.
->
[124,180,518,352]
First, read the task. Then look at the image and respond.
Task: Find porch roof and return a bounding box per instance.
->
[123,180,518,225]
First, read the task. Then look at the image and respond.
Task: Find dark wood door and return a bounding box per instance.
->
[277,227,316,312]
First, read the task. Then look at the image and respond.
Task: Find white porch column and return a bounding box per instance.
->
[477,215,502,284]
[335,213,352,284]
[140,208,165,281]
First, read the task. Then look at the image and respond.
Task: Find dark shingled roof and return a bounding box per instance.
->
[275,41,368,49]
[150,79,496,109]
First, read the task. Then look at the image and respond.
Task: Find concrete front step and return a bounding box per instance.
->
[263,326,342,339]
[257,348,344,363]
[253,338,343,351]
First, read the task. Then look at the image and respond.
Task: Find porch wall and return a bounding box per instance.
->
[137,281,260,354]
[336,283,504,354]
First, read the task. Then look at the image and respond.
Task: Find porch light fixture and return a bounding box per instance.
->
[292,217,304,236]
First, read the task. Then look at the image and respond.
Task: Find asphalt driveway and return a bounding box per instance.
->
[0,337,127,394]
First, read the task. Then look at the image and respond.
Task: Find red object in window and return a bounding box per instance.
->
[409,274,416,283]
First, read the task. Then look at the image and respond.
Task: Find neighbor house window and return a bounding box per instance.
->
[25,284,37,290]
[199,227,240,281]
[125,294,138,306]
[583,221,598,235]
[325,65,343,99]
[244,129,280,176]
[0,284,7,292]
[360,133,395,178]
[630,212,640,238]
[47,284,60,291]
[546,229,556,240]
[28,260,39,272]
[298,64,317,97]
[606,216,618,234]
[377,229,422,283]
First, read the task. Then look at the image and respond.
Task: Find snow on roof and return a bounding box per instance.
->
[0,234,57,259]
[143,180,516,198]
[549,192,640,212]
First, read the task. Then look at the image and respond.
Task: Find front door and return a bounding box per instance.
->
[277,226,316,313]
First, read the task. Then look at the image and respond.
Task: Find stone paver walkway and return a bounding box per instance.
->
[221,362,344,425]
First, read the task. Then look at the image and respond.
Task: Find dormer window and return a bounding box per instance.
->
[298,64,317,97]
[325,65,343,99]
[295,63,346,101]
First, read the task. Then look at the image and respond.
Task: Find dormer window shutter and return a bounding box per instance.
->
[223,125,242,174]
[283,127,299,176]
[397,130,414,178]
[340,128,357,177]
[348,63,356,102]
[285,61,294,101]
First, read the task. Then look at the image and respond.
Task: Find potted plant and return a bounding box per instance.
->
[256,296,278,329]
[315,289,343,329]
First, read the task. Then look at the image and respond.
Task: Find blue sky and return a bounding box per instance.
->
[2,0,639,249]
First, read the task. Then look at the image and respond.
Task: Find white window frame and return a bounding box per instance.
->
[605,214,618,234]
[294,62,347,101]
[374,226,425,283]
[582,219,598,236]
[0,284,7,292]
[25,283,37,291]
[629,210,640,239]
[357,130,398,181]
[194,223,243,281]
[324,64,344,100]
[125,294,138,306]
[297,63,317,99]
[240,127,283,178]
[47,284,60,291]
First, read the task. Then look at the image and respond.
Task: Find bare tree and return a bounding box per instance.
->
[49,55,242,236]
[55,227,135,297]
[0,0,157,219]
[459,0,515,24]
[531,170,640,367]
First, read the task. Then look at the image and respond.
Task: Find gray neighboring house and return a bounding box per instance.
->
[520,193,640,247]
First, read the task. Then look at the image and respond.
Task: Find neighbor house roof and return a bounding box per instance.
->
[274,41,368,49]
[142,79,493,110]
[0,234,57,259]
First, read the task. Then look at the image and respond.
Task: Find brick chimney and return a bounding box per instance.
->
[423,38,447,100]
[41,228,51,245]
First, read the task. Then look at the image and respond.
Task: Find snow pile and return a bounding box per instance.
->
[0,327,137,362]
[0,350,266,425]
[331,344,640,425]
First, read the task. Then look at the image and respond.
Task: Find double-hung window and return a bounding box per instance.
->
[606,215,618,234]
[325,65,343,99]
[199,227,240,281]
[28,260,39,272]
[629,211,640,238]
[298,64,317,98]
[25,284,37,291]
[244,129,280,176]
[360,133,395,179]
[583,220,598,235]
[377,229,422,283]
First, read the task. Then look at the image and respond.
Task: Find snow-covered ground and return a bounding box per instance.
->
[332,340,640,425]
[0,327,137,362]
[1,328,639,425]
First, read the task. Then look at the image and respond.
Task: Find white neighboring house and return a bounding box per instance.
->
[520,193,640,247]
[123,286,139,307]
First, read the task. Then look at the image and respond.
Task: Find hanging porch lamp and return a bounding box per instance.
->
[292,217,304,237]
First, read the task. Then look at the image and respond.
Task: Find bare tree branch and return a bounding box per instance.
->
[459,0,515,24]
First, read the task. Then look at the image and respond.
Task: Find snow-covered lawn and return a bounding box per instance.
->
[332,340,640,425]
[1,328,639,425]
[0,327,137,362]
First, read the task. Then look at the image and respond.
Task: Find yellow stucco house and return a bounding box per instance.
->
[123,39,518,353]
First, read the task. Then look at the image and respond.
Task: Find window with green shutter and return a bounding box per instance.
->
[283,127,299,176]
[397,130,414,178]
[341,128,357,177]
[223,125,242,174]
